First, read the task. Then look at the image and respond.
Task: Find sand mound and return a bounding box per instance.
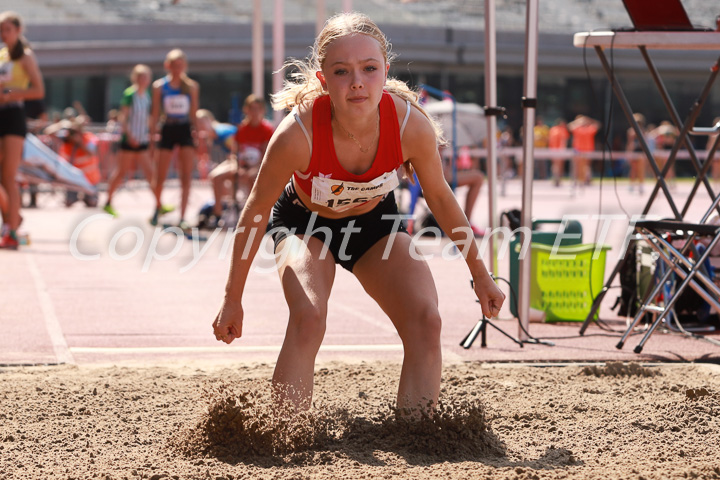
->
[580,361,661,378]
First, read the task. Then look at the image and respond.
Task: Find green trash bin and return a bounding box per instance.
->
[508,219,583,318]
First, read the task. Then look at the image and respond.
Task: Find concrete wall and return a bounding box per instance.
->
[28,22,719,82]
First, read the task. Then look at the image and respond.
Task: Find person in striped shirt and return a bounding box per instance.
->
[104,64,159,217]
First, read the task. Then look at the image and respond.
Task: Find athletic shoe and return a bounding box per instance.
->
[103,204,119,217]
[178,219,191,231]
[150,210,159,227]
[159,204,175,215]
[203,214,220,230]
[0,232,19,250]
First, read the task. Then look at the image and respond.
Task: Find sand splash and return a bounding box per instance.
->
[172,380,504,462]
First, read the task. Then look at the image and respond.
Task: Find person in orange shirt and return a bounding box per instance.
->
[549,118,570,187]
[45,116,101,207]
[568,114,600,185]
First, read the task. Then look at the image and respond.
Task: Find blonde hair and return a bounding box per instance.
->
[0,11,28,60]
[130,64,152,84]
[163,49,194,95]
[195,109,216,122]
[271,12,443,146]
[632,113,646,128]
[165,48,186,65]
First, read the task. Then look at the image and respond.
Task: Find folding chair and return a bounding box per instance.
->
[614,119,720,352]
[616,219,720,353]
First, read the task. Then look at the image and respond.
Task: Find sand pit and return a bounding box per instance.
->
[1,361,719,479]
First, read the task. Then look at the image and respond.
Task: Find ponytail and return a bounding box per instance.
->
[179,73,194,96]
[9,36,26,60]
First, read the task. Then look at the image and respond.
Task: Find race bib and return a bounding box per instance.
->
[0,61,13,83]
[311,169,400,212]
[239,146,262,166]
[163,94,190,116]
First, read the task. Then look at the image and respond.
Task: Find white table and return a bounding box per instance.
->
[573,30,720,50]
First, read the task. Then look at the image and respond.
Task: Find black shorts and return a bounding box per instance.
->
[119,139,149,152]
[0,105,27,138]
[159,122,193,150]
[271,182,408,272]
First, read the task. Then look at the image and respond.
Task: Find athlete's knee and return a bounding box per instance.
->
[398,305,442,348]
[286,304,327,348]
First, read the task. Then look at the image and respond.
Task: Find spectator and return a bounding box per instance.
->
[533,116,550,179]
[45,116,101,207]
[105,109,121,134]
[195,108,237,167]
[498,125,515,179]
[195,108,238,227]
[194,109,235,179]
[149,48,199,229]
[549,118,570,187]
[441,145,484,236]
[568,114,600,185]
[104,64,157,217]
[206,95,274,225]
[0,11,45,249]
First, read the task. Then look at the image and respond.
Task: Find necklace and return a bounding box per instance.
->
[333,110,380,154]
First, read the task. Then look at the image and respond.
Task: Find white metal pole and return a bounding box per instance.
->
[252,0,264,98]
[316,0,326,35]
[342,0,352,12]
[272,0,285,126]
[518,0,540,341]
[484,0,498,277]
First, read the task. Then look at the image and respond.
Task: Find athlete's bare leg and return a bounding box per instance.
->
[153,148,174,211]
[0,135,24,230]
[177,145,195,220]
[353,232,442,415]
[273,234,336,411]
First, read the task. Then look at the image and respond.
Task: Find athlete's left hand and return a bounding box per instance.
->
[473,274,505,319]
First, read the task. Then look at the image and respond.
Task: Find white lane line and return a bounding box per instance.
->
[26,254,75,365]
[70,344,404,355]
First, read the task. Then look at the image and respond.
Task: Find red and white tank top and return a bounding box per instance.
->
[293,92,411,212]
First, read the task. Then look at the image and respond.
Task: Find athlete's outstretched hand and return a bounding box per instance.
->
[212,299,243,344]
[473,274,506,319]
